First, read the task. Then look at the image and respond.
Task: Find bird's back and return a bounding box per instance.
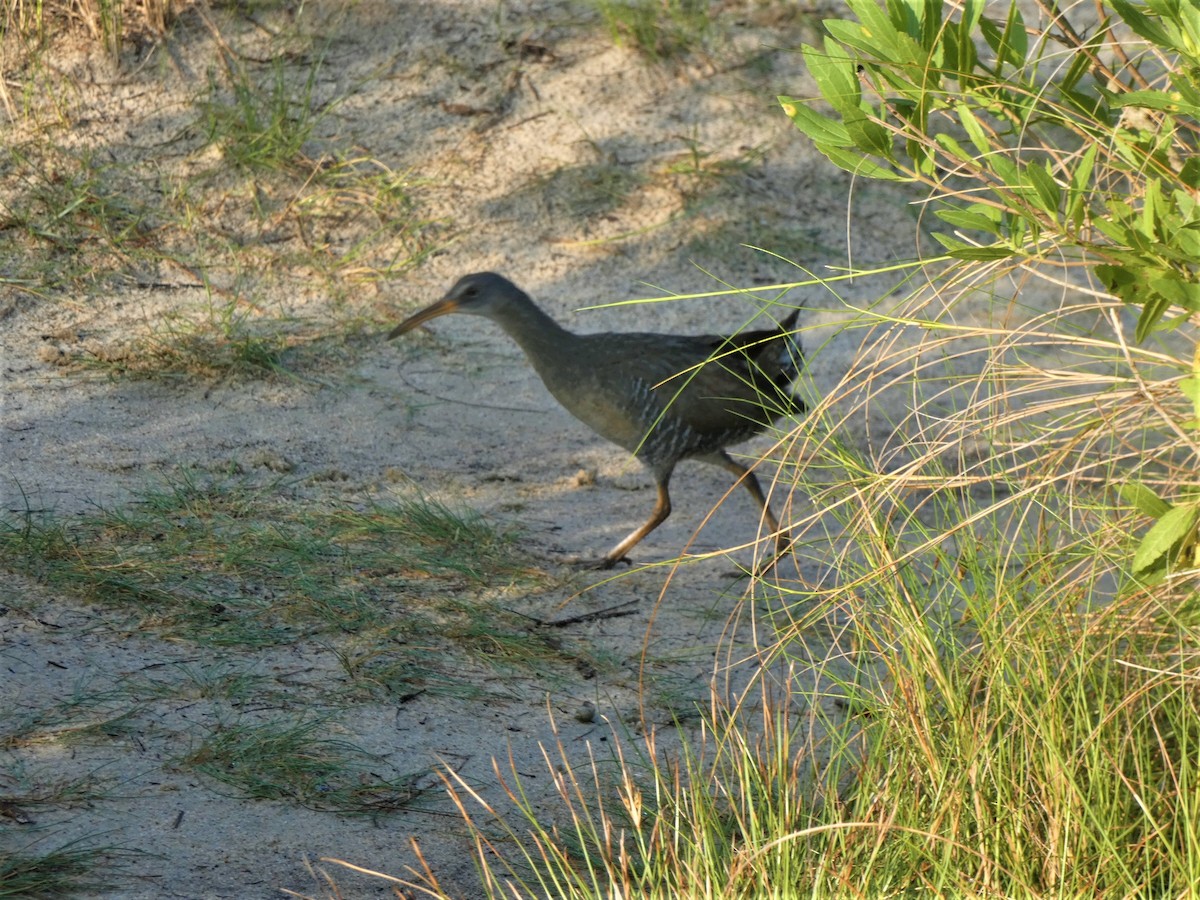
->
[538,313,804,477]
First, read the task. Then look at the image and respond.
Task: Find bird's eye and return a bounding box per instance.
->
[464,287,478,298]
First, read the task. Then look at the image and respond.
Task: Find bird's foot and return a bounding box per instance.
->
[562,554,632,571]
[594,554,632,571]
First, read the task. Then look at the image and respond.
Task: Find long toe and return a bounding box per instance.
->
[595,554,632,571]
[560,553,632,570]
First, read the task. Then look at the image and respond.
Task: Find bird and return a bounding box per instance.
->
[388,272,805,569]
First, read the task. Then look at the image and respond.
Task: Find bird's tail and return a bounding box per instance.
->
[716,309,806,427]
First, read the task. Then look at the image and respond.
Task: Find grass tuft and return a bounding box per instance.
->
[200,48,331,173]
[1,475,573,687]
[596,0,712,62]
[177,717,423,813]
[0,838,126,897]
[312,234,1198,899]
[1,0,180,70]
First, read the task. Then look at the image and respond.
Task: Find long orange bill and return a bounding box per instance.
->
[386,296,460,340]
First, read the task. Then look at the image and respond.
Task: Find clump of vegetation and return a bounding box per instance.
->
[0,839,127,898]
[199,46,329,172]
[1,0,181,68]
[177,717,423,813]
[1,475,540,653]
[596,0,713,62]
[1,474,588,874]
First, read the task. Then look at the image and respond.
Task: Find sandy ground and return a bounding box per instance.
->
[0,3,928,897]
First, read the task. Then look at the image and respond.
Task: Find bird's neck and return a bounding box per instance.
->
[492,298,581,372]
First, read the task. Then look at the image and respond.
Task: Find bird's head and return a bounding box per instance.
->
[388,272,526,339]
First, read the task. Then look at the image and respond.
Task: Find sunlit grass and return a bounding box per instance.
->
[595,0,712,62]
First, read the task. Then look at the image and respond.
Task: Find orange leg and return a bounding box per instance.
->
[708,451,793,569]
[600,478,672,569]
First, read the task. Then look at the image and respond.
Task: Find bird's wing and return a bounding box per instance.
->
[664,317,803,429]
[586,315,803,441]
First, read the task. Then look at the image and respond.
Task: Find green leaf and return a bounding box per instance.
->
[932,232,968,251]
[934,205,1001,234]
[1025,161,1062,214]
[1092,217,1131,246]
[888,98,918,121]
[1156,275,1200,310]
[845,110,894,158]
[780,97,853,146]
[931,233,1018,259]
[803,39,862,114]
[955,0,984,73]
[1182,157,1200,191]
[1168,70,1200,112]
[1119,482,1173,519]
[844,0,926,66]
[1111,0,1173,47]
[979,3,1027,74]
[1135,292,1174,342]
[948,246,1019,260]
[1060,84,1112,123]
[1141,178,1164,238]
[814,142,907,180]
[908,138,937,177]
[934,132,977,165]
[1061,29,1107,94]
[1066,144,1099,229]
[986,153,1020,187]
[1114,89,1200,116]
[823,19,877,61]
[919,0,946,55]
[954,103,991,156]
[1180,376,1200,427]
[1132,503,1199,574]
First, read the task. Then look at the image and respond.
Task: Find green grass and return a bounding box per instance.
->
[360,454,1200,899]
[0,839,125,898]
[287,157,443,285]
[134,661,276,704]
[0,145,156,290]
[0,771,115,812]
[199,47,330,173]
[12,1,1196,896]
[0,0,179,68]
[0,686,142,750]
[68,302,297,379]
[319,247,1199,896]
[596,0,712,62]
[2,474,605,842]
[0,475,564,674]
[176,716,423,813]
[0,2,442,360]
